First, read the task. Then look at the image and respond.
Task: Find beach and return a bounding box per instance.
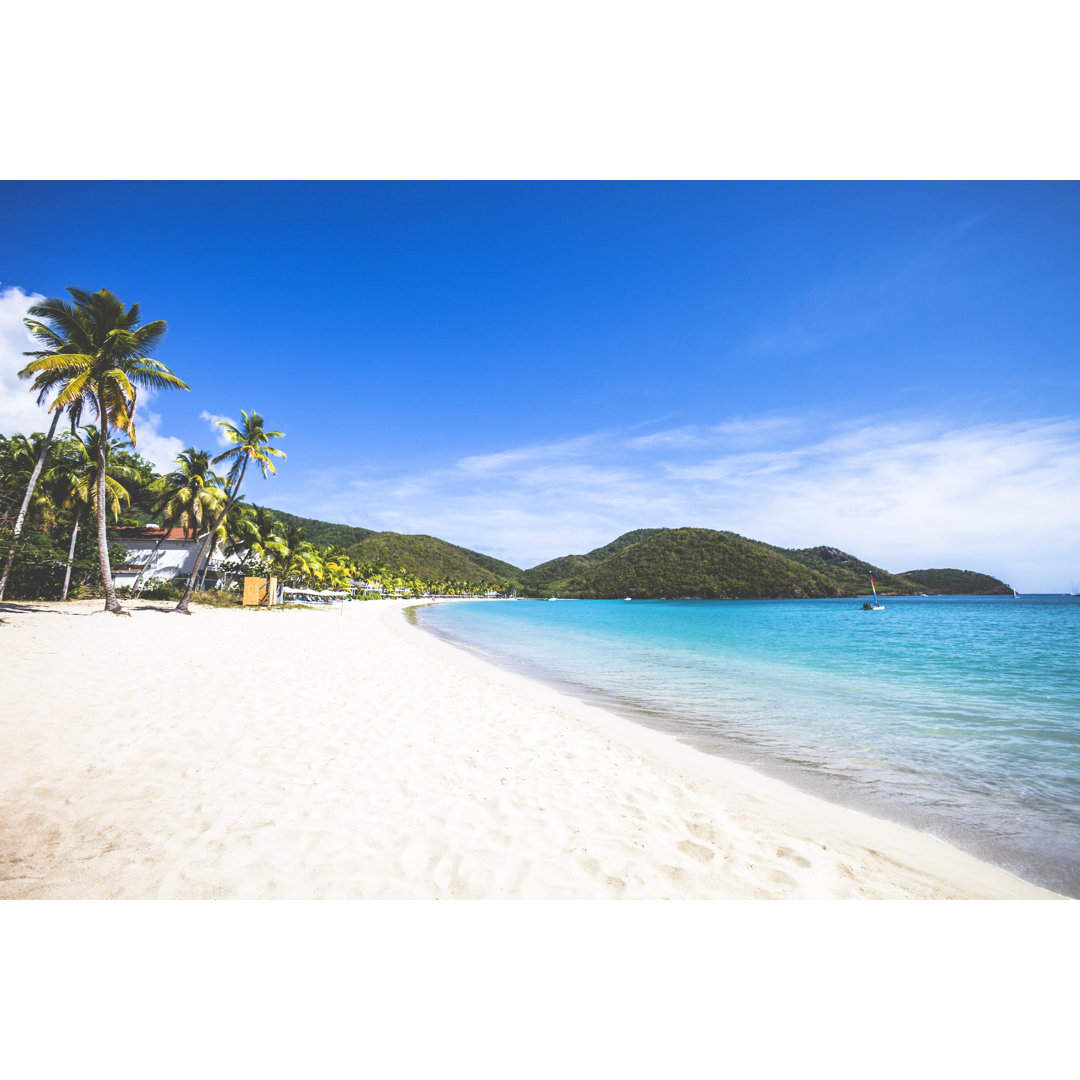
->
[0,598,1064,899]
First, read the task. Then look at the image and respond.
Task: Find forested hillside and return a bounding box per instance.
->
[258,508,377,548]
[520,528,664,588]
[345,532,523,589]
[774,544,919,595]
[900,568,1013,595]
[539,527,883,599]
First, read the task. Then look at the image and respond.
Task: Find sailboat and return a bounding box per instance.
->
[862,573,885,611]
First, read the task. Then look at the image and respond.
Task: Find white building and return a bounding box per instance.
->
[110,525,227,589]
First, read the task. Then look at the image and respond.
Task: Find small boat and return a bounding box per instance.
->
[862,574,885,611]
[624,596,632,601]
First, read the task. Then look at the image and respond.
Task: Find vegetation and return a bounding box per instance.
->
[536,528,845,599]
[11,288,189,612]
[261,509,376,549]
[770,544,920,596]
[900,568,1013,595]
[344,532,521,590]
[520,528,664,589]
[175,410,285,614]
[131,448,226,596]
[526,528,1012,599]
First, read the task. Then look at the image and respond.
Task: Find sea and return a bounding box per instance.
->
[417,594,1080,897]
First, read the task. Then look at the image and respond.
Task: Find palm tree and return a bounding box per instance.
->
[0,299,98,601]
[273,523,317,589]
[51,426,139,601]
[175,411,284,613]
[0,433,57,536]
[219,504,286,590]
[17,288,188,614]
[130,448,226,596]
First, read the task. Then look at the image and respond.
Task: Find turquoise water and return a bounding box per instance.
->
[418,595,1080,896]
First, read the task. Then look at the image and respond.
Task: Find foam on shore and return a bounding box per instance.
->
[0,598,1063,899]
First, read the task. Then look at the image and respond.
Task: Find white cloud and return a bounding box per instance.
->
[457,433,602,473]
[200,410,236,447]
[129,389,185,472]
[0,285,52,435]
[302,411,1080,592]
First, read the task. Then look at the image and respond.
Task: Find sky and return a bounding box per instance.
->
[2,181,1078,590]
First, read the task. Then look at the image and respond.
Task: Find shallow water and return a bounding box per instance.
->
[418,595,1080,897]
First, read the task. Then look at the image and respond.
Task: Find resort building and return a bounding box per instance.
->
[109,525,227,589]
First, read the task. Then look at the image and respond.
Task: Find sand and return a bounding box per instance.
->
[0,597,1064,899]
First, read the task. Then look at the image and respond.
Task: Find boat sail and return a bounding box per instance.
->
[863,573,885,611]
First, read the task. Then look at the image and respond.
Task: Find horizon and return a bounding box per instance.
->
[2,181,1078,592]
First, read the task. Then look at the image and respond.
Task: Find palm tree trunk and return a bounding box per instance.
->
[61,513,80,602]
[130,530,170,596]
[229,547,254,589]
[0,409,61,601]
[175,459,247,614]
[96,394,123,615]
[198,537,216,591]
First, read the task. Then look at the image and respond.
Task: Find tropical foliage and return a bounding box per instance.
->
[899,568,1014,595]
[175,410,285,613]
[524,528,1012,599]
[1,436,510,602]
[11,287,189,612]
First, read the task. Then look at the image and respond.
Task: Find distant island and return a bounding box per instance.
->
[262,511,1013,600]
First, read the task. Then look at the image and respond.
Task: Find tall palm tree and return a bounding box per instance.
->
[51,426,139,601]
[272,523,319,588]
[175,411,284,613]
[0,433,57,536]
[130,449,226,596]
[16,288,188,613]
[0,296,98,601]
[217,504,286,590]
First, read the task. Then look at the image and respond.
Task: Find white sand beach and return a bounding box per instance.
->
[0,597,1063,899]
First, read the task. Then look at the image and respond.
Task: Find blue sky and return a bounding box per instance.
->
[2,181,1078,589]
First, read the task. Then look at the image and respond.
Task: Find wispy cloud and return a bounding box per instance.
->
[300,411,1080,591]
[200,410,236,447]
[457,433,603,473]
[741,215,985,360]
[0,285,51,435]
[130,388,185,472]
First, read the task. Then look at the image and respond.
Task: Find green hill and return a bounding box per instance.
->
[345,532,524,588]
[520,528,664,588]
[900,568,1013,595]
[252,508,1008,599]
[259,507,377,549]
[775,544,919,595]
[539,527,877,599]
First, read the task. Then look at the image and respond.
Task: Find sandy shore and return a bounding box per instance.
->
[0,597,1064,899]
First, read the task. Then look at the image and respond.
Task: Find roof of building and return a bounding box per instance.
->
[110,526,202,542]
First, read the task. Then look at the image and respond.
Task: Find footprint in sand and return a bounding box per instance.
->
[677,840,715,863]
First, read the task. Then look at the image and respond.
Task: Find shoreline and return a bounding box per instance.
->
[0,598,1065,899]
[414,597,1078,897]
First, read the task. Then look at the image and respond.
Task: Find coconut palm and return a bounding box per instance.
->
[273,523,320,588]
[130,448,226,596]
[51,426,139,601]
[0,433,58,537]
[219,504,286,589]
[16,288,188,613]
[0,297,99,602]
[175,410,284,613]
